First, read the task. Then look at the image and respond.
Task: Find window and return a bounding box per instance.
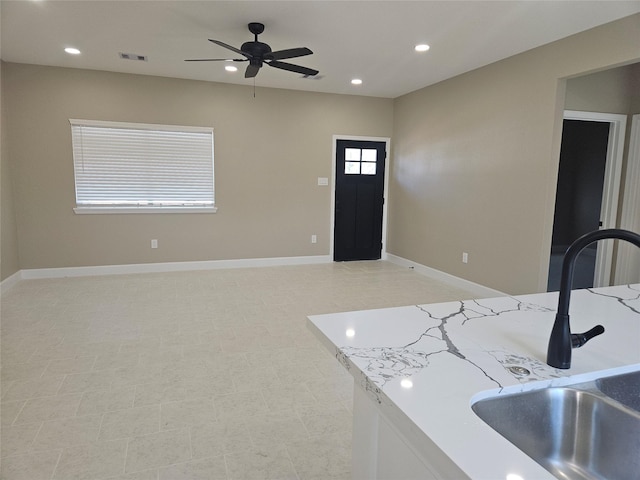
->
[70,119,215,213]
[344,147,377,175]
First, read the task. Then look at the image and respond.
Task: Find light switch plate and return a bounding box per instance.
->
[317,177,329,186]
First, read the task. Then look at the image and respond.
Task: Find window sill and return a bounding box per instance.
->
[73,206,218,214]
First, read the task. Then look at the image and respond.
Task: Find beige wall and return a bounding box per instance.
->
[565,62,640,114]
[3,15,639,292]
[389,14,640,295]
[3,63,392,270]
[1,61,20,281]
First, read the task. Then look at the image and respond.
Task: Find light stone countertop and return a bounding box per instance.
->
[307,283,640,479]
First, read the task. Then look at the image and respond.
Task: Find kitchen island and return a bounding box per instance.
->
[307,284,640,479]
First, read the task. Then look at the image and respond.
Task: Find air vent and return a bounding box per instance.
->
[119,52,148,62]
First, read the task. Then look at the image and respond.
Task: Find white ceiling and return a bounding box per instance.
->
[2,1,639,98]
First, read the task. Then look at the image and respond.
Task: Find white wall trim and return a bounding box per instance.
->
[330,135,391,262]
[73,206,218,214]
[563,110,627,287]
[386,253,506,299]
[15,255,332,281]
[0,271,23,294]
[616,114,640,284]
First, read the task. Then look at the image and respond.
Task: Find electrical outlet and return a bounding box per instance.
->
[151,239,158,249]
[311,235,317,244]
[462,252,468,264]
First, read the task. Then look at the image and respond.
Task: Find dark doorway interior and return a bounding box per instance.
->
[548,119,610,291]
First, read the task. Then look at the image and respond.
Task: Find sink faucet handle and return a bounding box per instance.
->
[547,228,640,369]
[571,325,605,348]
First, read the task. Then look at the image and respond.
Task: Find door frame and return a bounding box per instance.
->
[615,114,640,284]
[562,110,627,287]
[330,135,391,262]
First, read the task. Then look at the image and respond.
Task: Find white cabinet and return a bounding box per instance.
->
[352,384,469,480]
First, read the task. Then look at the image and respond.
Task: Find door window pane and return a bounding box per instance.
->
[345,148,361,161]
[361,149,377,162]
[344,147,378,175]
[345,161,361,174]
[361,162,376,175]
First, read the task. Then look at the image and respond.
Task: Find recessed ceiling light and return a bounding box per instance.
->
[506,474,525,480]
[351,78,362,85]
[64,47,81,55]
[415,44,430,52]
[225,65,238,72]
[400,378,414,389]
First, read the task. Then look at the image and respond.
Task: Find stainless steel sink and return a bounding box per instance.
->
[472,377,640,480]
[596,370,640,413]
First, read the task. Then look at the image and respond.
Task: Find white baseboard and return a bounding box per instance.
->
[385,253,506,298]
[0,270,23,294]
[15,255,333,281]
[4,254,504,300]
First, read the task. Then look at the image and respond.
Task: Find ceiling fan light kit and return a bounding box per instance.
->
[186,22,319,79]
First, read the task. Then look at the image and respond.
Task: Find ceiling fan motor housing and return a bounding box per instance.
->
[241,41,272,60]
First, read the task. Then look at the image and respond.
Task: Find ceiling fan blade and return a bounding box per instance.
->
[267,60,319,76]
[208,39,250,58]
[245,64,260,78]
[185,58,247,62]
[267,47,313,61]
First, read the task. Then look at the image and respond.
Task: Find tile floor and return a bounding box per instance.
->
[1,261,474,480]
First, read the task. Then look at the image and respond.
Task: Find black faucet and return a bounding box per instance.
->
[546,228,640,369]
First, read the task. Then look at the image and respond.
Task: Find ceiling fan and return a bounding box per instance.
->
[186,22,319,79]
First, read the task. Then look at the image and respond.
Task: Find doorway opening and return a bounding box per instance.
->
[547,111,627,291]
[616,114,640,284]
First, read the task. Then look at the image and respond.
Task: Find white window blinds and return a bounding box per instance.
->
[70,119,215,213]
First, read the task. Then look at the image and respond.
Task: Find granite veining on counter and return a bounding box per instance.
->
[339,296,562,390]
[308,283,640,479]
